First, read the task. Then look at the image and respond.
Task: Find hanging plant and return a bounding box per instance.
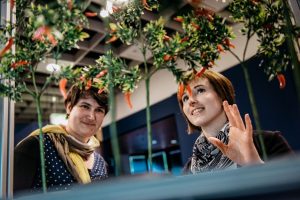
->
[59,50,142,107]
[0,0,89,192]
[229,0,300,88]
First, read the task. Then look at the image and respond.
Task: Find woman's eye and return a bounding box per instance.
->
[80,105,89,109]
[96,108,105,113]
[182,95,189,103]
[196,88,205,94]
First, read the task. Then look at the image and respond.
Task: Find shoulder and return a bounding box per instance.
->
[253,130,293,159]
[15,135,39,156]
[92,152,109,178]
[94,152,107,166]
[182,157,193,175]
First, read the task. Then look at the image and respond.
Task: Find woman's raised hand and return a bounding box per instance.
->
[208,101,264,166]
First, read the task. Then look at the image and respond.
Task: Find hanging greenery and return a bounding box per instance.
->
[229,0,300,87]
[0,0,89,192]
[59,50,142,108]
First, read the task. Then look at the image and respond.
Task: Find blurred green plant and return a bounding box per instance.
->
[0,0,89,192]
[229,0,300,83]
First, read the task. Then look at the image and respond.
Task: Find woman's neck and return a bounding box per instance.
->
[201,112,227,138]
[65,125,90,143]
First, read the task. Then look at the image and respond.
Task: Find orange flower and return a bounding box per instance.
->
[163,54,172,61]
[223,38,235,49]
[177,83,184,100]
[277,73,286,89]
[11,60,29,69]
[106,35,118,44]
[85,79,92,90]
[180,36,189,43]
[217,44,225,53]
[142,0,151,10]
[32,26,57,46]
[196,67,206,77]
[174,16,184,23]
[59,78,68,100]
[98,88,105,94]
[186,84,192,96]
[85,12,97,17]
[124,92,133,109]
[195,7,214,21]
[46,31,58,46]
[163,35,171,41]
[191,22,200,30]
[80,76,85,81]
[96,69,108,78]
[0,37,14,57]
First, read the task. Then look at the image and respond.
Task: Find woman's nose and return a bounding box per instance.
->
[87,111,96,120]
[188,95,197,106]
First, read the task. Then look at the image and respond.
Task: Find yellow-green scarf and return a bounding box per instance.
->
[29,124,100,184]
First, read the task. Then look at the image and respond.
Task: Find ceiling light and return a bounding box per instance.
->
[100,9,109,17]
[46,63,61,72]
[106,0,113,14]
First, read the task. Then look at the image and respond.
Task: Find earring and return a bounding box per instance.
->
[66,113,70,119]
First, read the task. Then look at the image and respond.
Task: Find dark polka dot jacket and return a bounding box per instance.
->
[14,134,108,193]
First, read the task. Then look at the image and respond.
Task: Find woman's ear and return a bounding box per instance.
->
[66,103,72,115]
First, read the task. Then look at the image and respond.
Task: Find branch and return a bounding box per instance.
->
[23,84,36,97]
[40,76,51,95]
[243,28,254,62]
[30,63,40,98]
[228,49,242,63]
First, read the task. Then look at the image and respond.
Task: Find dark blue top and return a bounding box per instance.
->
[32,135,107,192]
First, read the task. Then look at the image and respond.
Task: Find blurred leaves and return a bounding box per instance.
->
[229,0,300,81]
[0,0,88,101]
[107,2,235,84]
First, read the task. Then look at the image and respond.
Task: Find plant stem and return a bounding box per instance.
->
[145,66,152,172]
[141,43,153,172]
[108,62,121,176]
[229,30,267,160]
[35,94,47,192]
[240,62,267,160]
[103,15,121,176]
[282,0,300,107]
[31,64,47,191]
[139,16,153,172]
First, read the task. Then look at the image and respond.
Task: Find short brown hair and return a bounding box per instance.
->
[177,70,235,134]
[65,84,109,114]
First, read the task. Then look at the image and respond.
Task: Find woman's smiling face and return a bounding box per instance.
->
[66,96,105,143]
[182,77,225,128]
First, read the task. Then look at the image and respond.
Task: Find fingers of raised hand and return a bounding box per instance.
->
[244,114,253,137]
[223,101,236,127]
[208,137,227,155]
[232,104,245,131]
